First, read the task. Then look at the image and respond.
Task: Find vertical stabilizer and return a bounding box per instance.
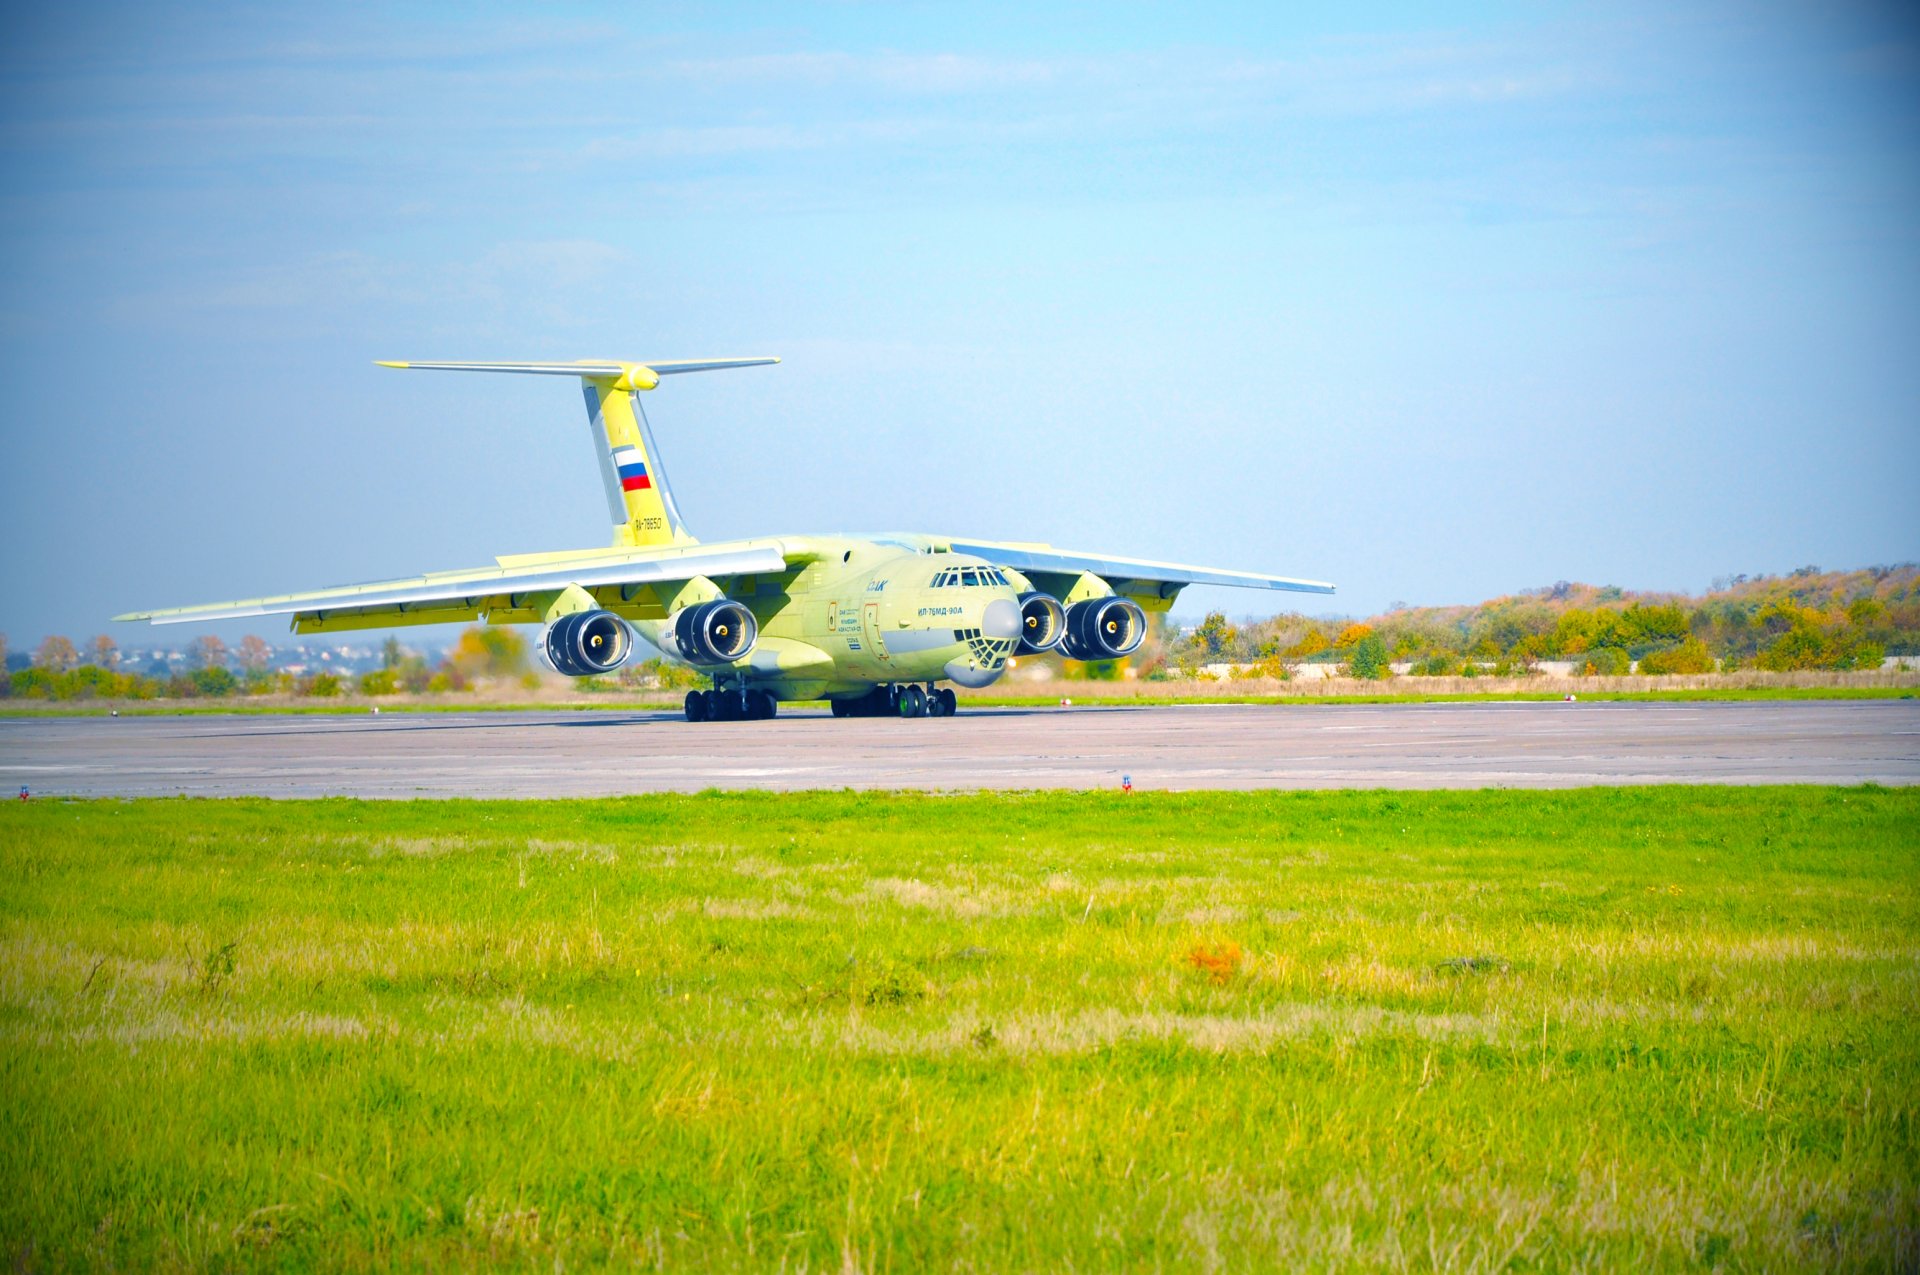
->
[375,357,778,551]
[582,377,693,548]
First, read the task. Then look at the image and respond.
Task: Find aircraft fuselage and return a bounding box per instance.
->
[638,537,1022,702]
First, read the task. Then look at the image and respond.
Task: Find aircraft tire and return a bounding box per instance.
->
[899,685,928,718]
[936,688,958,716]
[830,697,852,718]
[684,690,708,723]
[749,690,777,720]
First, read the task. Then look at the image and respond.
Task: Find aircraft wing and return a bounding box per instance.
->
[114,542,790,629]
[943,539,1335,596]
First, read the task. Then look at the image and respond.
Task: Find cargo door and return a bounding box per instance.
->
[862,601,888,663]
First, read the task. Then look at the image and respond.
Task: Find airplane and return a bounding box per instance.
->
[117,358,1335,720]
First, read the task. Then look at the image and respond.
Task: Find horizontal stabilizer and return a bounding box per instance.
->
[376,357,778,390]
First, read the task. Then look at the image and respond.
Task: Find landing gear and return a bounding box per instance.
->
[827,684,958,719]
[685,683,777,722]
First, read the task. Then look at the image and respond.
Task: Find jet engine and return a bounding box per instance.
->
[1058,596,1146,661]
[543,609,634,676]
[670,598,759,666]
[1015,591,1066,654]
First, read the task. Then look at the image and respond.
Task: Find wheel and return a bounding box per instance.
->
[684,690,708,722]
[749,690,777,720]
[936,687,957,716]
[830,697,852,718]
[899,685,927,718]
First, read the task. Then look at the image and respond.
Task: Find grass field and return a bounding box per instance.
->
[3,790,1916,1270]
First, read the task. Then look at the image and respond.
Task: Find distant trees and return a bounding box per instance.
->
[188,635,228,671]
[449,626,528,679]
[1199,564,1915,680]
[88,635,119,670]
[1346,634,1392,680]
[34,635,78,672]
[1637,638,1714,676]
[238,635,272,673]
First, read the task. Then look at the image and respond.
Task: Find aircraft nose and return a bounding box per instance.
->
[981,597,1021,640]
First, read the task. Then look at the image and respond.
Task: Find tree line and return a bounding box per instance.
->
[6,564,1913,699]
[1150,565,1914,680]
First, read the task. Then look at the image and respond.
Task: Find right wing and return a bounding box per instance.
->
[114,541,791,633]
[941,538,1335,598]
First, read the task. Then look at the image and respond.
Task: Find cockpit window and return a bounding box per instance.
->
[961,569,981,587]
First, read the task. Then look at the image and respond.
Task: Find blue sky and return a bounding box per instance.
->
[1,1,1915,648]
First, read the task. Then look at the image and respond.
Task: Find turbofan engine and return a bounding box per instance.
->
[1058,596,1147,661]
[1016,591,1066,654]
[669,598,759,666]
[543,609,634,676]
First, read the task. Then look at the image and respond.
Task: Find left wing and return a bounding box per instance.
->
[942,538,1334,600]
[115,541,790,632]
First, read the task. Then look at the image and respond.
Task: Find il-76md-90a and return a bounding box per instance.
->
[119,358,1334,720]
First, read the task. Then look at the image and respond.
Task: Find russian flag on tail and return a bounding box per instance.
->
[611,446,651,491]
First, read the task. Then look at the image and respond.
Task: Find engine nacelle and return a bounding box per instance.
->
[671,598,759,666]
[1058,596,1147,661]
[1016,591,1066,654]
[543,609,633,677]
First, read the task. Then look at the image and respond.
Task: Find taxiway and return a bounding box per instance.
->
[3,700,1915,798]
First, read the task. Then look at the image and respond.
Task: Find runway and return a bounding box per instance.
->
[2,700,1916,798]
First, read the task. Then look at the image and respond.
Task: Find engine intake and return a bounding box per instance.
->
[672,598,758,666]
[1016,591,1066,654]
[544,609,633,677]
[1059,596,1146,661]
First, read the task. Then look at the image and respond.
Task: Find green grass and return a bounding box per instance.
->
[2,789,1916,1271]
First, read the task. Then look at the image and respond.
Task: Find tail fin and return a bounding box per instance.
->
[377,358,778,548]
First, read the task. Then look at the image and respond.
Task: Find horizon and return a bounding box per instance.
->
[8,559,1912,656]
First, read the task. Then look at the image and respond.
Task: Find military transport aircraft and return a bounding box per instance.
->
[118,359,1334,720]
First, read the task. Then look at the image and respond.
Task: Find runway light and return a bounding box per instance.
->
[1060,697,1072,708]
[1122,774,1133,795]
[17,787,27,802]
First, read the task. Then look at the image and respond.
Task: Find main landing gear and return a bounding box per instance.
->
[684,684,777,722]
[828,685,958,719]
